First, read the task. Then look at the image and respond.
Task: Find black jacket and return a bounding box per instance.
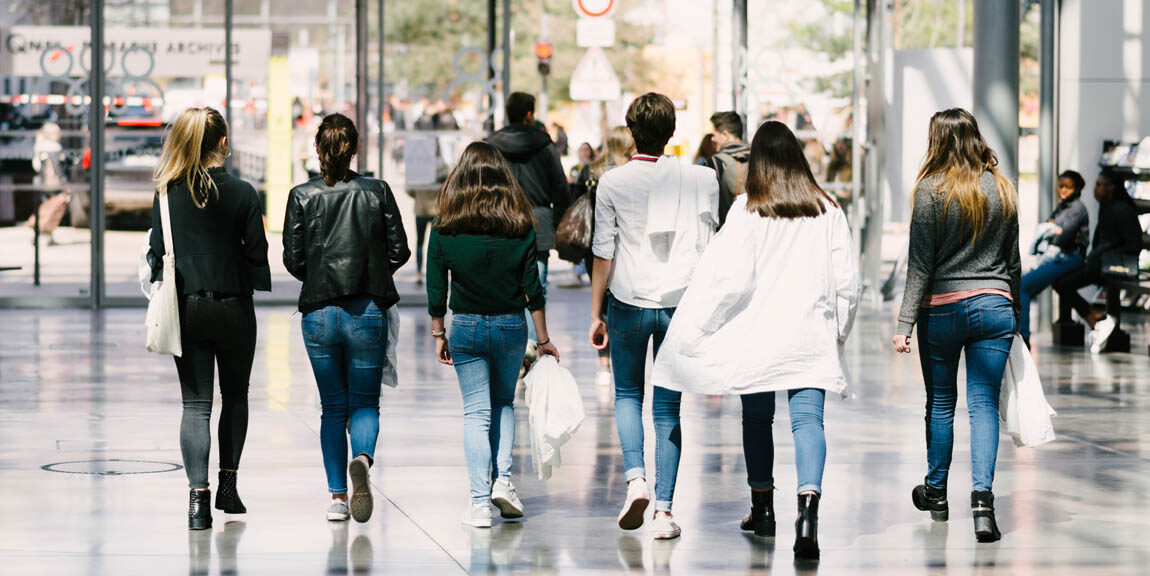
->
[149,166,271,295]
[1087,196,1143,270]
[283,173,411,312]
[486,124,569,253]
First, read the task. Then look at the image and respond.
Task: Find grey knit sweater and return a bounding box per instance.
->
[897,172,1022,336]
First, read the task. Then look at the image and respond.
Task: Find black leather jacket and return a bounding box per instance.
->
[283,173,411,312]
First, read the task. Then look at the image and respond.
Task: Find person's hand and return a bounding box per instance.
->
[892,334,912,354]
[435,336,453,365]
[589,318,609,350]
[537,340,560,363]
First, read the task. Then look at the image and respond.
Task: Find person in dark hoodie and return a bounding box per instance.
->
[710,111,752,227]
[486,92,569,347]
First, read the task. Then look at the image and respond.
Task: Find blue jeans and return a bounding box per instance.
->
[917,294,1015,492]
[607,295,681,512]
[526,257,548,342]
[449,313,528,505]
[1020,252,1085,341]
[741,388,827,494]
[302,298,387,494]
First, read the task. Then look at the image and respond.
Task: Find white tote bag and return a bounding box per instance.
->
[144,193,182,357]
[1000,334,1055,447]
[524,356,585,480]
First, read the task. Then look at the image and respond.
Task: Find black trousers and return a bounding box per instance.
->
[174,293,257,489]
[1052,263,1103,320]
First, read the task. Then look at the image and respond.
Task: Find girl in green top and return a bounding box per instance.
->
[426,142,560,528]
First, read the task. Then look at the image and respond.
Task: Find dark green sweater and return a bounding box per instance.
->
[426,228,545,318]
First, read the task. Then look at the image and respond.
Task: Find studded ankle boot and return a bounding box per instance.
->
[216,470,246,514]
[739,489,776,537]
[793,493,820,560]
[188,489,213,530]
[971,490,1002,543]
[912,482,949,521]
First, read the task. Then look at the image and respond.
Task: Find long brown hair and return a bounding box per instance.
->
[316,113,358,186]
[435,141,534,237]
[154,107,228,208]
[744,121,835,219]
[914,108,1017,242]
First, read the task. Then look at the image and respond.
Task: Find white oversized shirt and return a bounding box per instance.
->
[591,155,719,309]
[651,195,861,396]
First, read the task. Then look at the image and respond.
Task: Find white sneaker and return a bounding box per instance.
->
[327,500,350,521]
[595,367,613,388]
[462,502,493,528]
[491,479,525,519]
[649,514,681,540]
[618,479,650,530]
[1091,315,1116,354]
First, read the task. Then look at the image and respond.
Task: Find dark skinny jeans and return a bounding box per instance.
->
[174,293,257,490]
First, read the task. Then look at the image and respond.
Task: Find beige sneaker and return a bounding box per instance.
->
[618,479,650,530]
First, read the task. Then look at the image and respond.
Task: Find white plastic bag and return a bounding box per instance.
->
[1000,334,1055,447]
[145,194,182,357]
[523,356,584,480]
[138,230,156,299]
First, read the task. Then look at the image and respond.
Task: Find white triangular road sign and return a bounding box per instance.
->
[569,47,621,101]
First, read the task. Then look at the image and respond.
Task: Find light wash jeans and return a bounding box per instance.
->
[741,388,827,494]
[449,313,528,504]
[302,298,386,494]
[607,295,681,512]
[917,294,1015,492]
[1019,251,1085,341]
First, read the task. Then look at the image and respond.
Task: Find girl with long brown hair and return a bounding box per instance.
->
[148,106,271,530]
[284,113,410,523]
[426,141,559,528]
[651,121,859,558]
[892,108,1021,543]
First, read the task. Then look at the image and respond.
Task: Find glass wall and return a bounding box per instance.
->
[0,1,93,304]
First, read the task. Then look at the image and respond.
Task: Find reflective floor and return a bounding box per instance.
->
[2,287,1149,575]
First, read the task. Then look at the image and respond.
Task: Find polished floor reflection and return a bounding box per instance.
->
[2,288,1149,575]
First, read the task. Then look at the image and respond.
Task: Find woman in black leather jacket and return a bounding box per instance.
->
[283,113,410,523]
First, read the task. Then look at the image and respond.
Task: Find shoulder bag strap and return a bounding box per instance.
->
[160,192,175,259]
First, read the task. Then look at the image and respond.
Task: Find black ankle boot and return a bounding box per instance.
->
[793,493,820,559]
[188,490,213,530]
[912,482,949,521]
[739,489,776,537]
[216,470,246,514]
[971,491,1002,543]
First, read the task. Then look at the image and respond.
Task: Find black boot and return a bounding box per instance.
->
[971,491,1002,543]
[739,489,776,537]
[216,470,247,514]
[188,489,213,530]
[793,493,820,559]
[912,482,949,522]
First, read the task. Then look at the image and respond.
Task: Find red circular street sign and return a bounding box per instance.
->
[573,0,615,18]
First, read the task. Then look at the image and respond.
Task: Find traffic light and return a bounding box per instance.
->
[536,41,552,76]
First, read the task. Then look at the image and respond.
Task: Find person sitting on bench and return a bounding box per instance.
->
[1052,170,1144,353]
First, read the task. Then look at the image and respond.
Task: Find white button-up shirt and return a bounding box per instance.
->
[592,155,719,309]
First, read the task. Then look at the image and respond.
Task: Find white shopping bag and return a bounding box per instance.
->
[523,356,585,480]
[1000,334,1055,447]
[144,194,182,357]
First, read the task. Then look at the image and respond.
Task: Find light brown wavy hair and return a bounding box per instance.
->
[914,108,1017,242]
[153,107,227,208]
[316,113,358,186]
[589,126,634,180]
[744,121,836,219]
[435,141,534,237]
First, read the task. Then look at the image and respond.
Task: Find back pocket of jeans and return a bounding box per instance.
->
[450,318,480,354]
[302,312,326,343]
[608,300,643,337]
[922,310,957,347]
[353,314,384,345]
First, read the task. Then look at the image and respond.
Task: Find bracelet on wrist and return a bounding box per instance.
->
[431,329,446,338]
[536,337,550,347]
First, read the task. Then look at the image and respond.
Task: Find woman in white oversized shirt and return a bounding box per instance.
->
[652,121,860,560]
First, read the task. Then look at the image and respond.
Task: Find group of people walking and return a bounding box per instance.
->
[149,91,1043,559]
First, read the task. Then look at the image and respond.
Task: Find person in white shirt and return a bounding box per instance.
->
[588,92,720,540]
[651,121,860,559]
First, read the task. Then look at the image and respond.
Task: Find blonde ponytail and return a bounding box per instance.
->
[154,107,227,208]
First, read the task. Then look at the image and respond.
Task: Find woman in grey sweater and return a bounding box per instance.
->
[892,108,1021,544]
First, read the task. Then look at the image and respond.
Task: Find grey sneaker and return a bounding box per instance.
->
[491,478,525,519]
[327,500,350,521]
[462,502,493,528]
[348,456,374,523]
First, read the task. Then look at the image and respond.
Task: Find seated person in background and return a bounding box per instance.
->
[1052,170,1144,352]
[1019,170,1091,347]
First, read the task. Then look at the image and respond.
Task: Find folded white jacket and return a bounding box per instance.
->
[523,356,585,480]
